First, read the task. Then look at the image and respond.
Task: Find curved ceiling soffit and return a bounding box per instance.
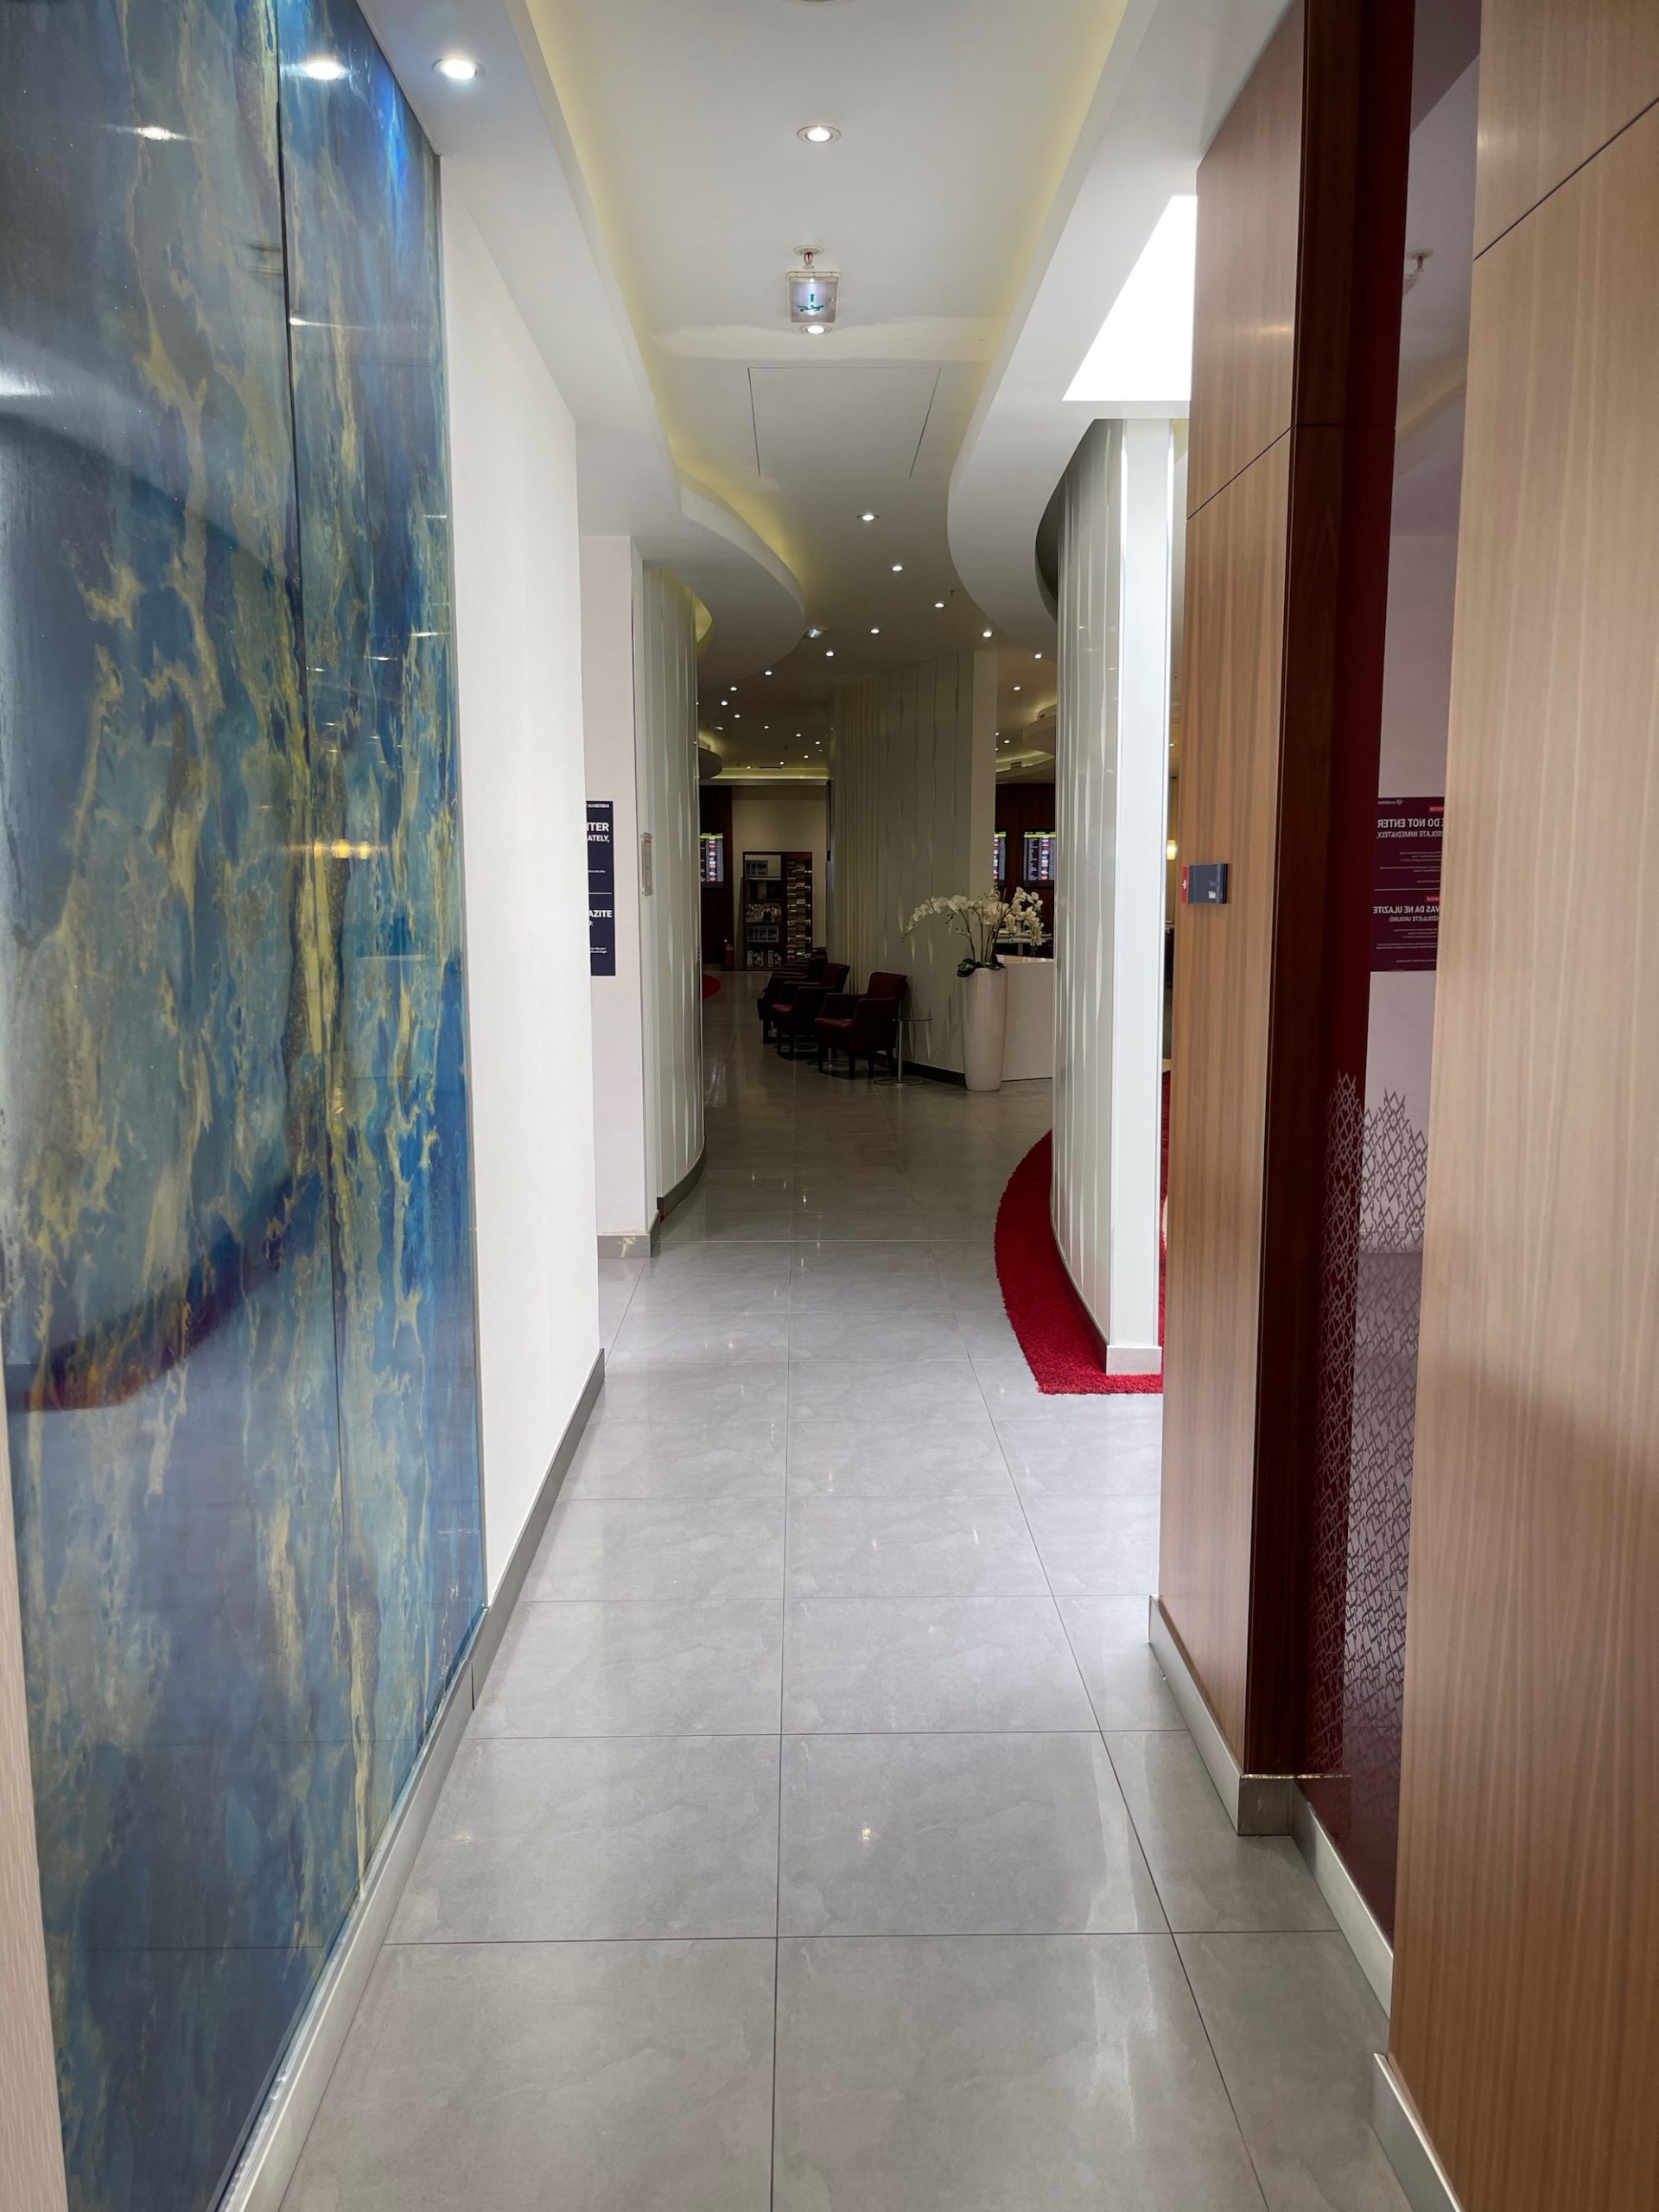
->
[948,0,1286,646]
[359,0,804,679]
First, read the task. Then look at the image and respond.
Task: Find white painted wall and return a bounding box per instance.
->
[635,568,704,1206]
[442,183,600,1598]
[582,537,653,1239]
[830,655,996,1074]
[1052,418,1172,1371]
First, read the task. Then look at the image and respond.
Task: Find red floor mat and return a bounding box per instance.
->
[994,1085,1167,1395]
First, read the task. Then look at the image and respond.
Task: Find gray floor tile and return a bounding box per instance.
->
[1178,1933,1408,2211]
[593,1363,790,1428]
[475,1600,782,1737]
[1023,1494,1161,1597]
[563,1421,786,1501]
[392,1735,780,1942]
[1104,1733,1335,1933]
[786,1418,1012,1498]
[998,1420,1163,1497]
[789,1362,990,1425]
[607,1313,793,1370]
[784,1596,1096,1733]
[788,1313,971,1364]
[1059,1597,1185,1729]
[779,1732,1164,1936]
[786,1497,1046,1598]
[283,1939,775,2212]
[527,1499,785,1603]
[772,1933,1267,2212]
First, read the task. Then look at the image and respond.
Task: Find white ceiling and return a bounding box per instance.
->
[519,0,1143,766]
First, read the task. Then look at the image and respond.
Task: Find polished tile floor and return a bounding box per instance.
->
[283,976,1405,2212]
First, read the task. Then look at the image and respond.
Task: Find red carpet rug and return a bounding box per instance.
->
[702,974,721,999]
[994,1085,1167,1395]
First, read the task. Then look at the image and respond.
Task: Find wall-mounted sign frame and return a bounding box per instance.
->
[588,801,616,976]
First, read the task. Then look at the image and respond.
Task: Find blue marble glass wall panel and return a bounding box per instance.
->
[0,3,483,2207]
[276,0,484,1864]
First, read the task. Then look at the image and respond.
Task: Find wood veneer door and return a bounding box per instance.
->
[1473,0,1659,251]
[1390,101,1659,2212]
[1160,434,1292,1761]
[1186,3,1303,514]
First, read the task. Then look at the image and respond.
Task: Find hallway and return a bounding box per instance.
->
[281,979,1402,2212]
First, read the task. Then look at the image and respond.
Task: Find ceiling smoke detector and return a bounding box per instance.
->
[787,247,839,332]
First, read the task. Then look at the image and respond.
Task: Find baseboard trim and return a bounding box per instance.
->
[599,1228,658,1260]
[472,1350,605,1692]
[658,1142,706,1222]
[1147,1598,1293,1836]
[902,1058,967,1087]
[1293,1788,1394,2015]
[220,1350,605,2211]
[1371,2056,1465,2212]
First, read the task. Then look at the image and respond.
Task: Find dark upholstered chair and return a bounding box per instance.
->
[758,953,827,1041]
[773,964,849,1055]
[814,972,906,1077]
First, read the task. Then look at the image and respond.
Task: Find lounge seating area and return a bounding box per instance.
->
[756,959,908,1077]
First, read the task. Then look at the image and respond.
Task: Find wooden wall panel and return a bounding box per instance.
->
[1473,0,1659,251]
[1160,0,1410,1775]
[0,1423,68,2211]
[1389,97,1659,2212]
[1161,434,1290,1758]
[1187,1,1303,513]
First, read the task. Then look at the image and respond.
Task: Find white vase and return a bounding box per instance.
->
[961,964,1008,1092]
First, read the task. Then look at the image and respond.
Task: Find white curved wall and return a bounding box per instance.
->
[830,656,996,1076]
[636,566,704,1204]
[1052,417,1171,1370]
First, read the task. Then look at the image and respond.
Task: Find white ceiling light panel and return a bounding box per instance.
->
[1065,194,1198,409]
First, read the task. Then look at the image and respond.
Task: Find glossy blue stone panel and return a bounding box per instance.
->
[0,3,483,2206]
[276,0,484,1855]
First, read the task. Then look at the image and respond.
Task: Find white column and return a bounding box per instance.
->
[1052,418,1173,1372]
[581,536,653,1243]
[969,647,1000,895]
[1108,418,1173,1367]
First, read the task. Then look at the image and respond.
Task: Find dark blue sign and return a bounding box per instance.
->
[588,801,616,976]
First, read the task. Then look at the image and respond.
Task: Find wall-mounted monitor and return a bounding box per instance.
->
[1024,830,1056,886]
[700,833,725,886]
[994,831,1007,883]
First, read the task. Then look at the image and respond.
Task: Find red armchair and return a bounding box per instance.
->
[814,972,906,1077]
[758,953,827,1041]
[772,963,849,1055]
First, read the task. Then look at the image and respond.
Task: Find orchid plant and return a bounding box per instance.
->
[905,887,1048,976]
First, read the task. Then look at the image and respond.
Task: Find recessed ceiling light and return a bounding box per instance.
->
[435,54,481,81]
[870,627,880,635]
[825,649,835,658]
[935,601,944,610]
[806,626,823,639]
[296,55,347,80]
[1014,685,1021,692]
[983,629,994,639]
[798,124,841,143]
[806,323,827,337]
[860,512,877,523]
[890,563,904,573]
[1034,652,1044,660]
[765,669,773,676]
